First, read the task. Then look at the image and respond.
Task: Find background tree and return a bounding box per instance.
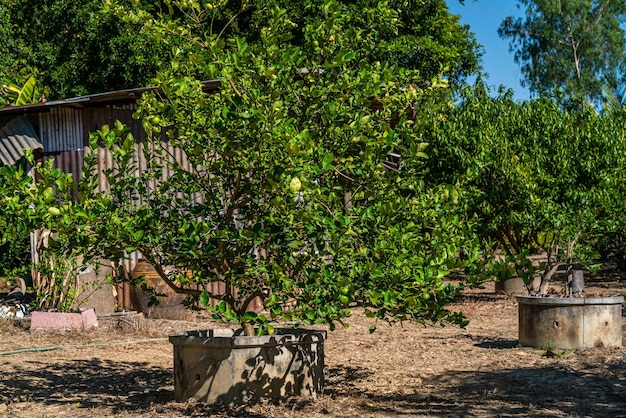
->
[0,0,172,99]
[204,0,485,84]
[383,0,483,83]
[0,2,34,106]
[417,82,626,293]
[1,0,482,100]
[498,0,626,104]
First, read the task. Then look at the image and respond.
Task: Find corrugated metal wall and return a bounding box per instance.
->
[37,104,261,312]
[38,108,83,153]
[41,149,84,185]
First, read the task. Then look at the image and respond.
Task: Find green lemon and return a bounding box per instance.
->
[289,177,302,193]
[286,142,300,155]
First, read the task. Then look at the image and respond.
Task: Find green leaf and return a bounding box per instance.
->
[236,37,247,53]
[242,311,258,321]
[11,76,40,105]
[200,290,210,307]
[322,154,334,170]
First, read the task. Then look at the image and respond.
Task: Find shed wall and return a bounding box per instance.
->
[35,104,245,311]
[38,108,83,153]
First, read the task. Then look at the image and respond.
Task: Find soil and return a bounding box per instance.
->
[1,269,626,418]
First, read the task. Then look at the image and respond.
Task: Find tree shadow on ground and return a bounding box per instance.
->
[457,293,504,303]
[0,359,172,413]
[0,356,304,417]
[325,362,626,417]
[3,351,626,417]
[473,338,519,349]
[421,333,520,350]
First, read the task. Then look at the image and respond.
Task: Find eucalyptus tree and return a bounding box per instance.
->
[499,0,626,104]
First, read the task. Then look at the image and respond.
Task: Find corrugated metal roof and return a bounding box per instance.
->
[0,115,43,166]
[0,80,222,116]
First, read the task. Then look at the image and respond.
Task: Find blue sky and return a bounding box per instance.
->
[445,0,530,101]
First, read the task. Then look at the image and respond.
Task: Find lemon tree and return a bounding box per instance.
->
[10,0,481,334]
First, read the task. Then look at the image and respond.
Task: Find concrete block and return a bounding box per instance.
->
[75,262,116,314]
[30,308,98,331]
[81,308,98,330]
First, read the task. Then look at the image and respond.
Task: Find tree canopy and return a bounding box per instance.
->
[0,0,483,332]
[0,0,171,99]
[0,0,483,100]
[498,0,626,104]
[417,82,626,292]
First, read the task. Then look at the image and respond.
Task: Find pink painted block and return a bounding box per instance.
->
[81,308,98,330]
[30,308,98,331]
[30,311,82,331]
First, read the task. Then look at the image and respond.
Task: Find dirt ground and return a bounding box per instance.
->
[1,269,626,418]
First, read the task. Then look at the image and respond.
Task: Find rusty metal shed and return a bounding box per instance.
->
[0,81,234,313]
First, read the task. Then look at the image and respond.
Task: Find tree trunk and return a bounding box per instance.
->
[569,268,585,296]
[242,322,255,336]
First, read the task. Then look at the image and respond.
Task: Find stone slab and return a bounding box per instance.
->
[75,262,116,314]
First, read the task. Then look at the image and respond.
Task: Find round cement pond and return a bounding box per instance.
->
[517,295,624,349]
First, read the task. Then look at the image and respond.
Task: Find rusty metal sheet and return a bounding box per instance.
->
[41,149,85,185]
[0,116,43,166]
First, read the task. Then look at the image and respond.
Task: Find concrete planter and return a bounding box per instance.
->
[495,277,526,297]
[517,296,624,349]
[495,276,542,297]
[169,328,327,405]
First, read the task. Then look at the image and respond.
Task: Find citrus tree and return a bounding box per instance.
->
[418,84,626,294]
[0,152,101,310]
[62,0,480,335]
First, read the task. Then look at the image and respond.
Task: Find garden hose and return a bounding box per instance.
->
[0,338,168,356]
